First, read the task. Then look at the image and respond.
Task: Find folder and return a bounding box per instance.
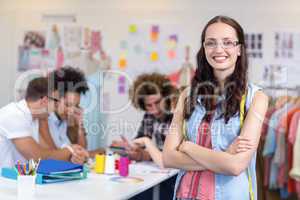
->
[36,159,87,184]
[37,159,83,175]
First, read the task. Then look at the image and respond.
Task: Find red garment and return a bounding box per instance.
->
[277,107,300,193]
[177,121,215,199]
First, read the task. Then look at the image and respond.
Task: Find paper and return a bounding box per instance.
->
[150,51,159,62]
[91,31,101,53]
[56,47,64,69]
[129,24,137,33]
[167,50,176,59]
[47,25,61,50]
[118,58,127,69]
[82,27,91,49]
[63,26,82,53]
[150,25,159,42]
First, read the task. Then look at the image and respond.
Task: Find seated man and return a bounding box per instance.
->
[112,73,178,200]
[45,67,104,157]
[0,77,88,168]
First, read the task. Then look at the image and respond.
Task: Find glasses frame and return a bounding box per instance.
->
[47,96,60,102]
[203,40,240,49]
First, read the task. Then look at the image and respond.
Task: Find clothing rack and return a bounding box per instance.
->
[262,85,300,97]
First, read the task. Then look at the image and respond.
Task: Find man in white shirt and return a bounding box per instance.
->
[0,77,89,168]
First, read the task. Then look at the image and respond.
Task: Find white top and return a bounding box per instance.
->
[48,113,70,148]
[0,100,39,168]
[0,161,178,200]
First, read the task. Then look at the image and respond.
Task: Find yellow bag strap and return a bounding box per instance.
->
[240,93,255,200]
[182,120,187,140]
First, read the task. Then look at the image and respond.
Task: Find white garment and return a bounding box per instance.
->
[0,100,39,168]
[289,120,300,180]
[48,112,70,148]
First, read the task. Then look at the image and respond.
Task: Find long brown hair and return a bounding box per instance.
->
[184,16,248,123]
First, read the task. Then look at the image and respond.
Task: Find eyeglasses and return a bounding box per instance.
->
[47,96,59,102]
[203,40,240,49]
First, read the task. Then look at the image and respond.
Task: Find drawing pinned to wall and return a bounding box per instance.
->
[47,25,61,50]
[63,26,82,53]
[245,33,263,59]
[168,46,195,88]
[261,64,288,86]
[18,31,46,71]
[56,47,64,69]
[274,32,295,59]
[82,27,91,50]
[91,31,101,53]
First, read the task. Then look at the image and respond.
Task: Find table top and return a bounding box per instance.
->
[0,161,178,200]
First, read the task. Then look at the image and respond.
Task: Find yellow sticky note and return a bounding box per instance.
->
[150,52,159,62]
[129,25,137,33]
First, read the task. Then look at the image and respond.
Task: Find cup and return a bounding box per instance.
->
[95,154,105,174]
[119,156,129,177]
[17,175,36,200]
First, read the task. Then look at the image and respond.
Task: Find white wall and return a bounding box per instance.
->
[1,0,300,145]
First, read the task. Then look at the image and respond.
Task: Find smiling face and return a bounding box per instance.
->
[204,22,241,80]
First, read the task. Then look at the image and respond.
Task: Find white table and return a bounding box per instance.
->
[0,162,178,200]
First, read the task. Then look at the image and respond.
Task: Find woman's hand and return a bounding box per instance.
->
[226,136,254,154]
[178,141,192,153]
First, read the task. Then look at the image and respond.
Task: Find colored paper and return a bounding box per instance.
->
[118,86,125,94]
[129,25,137,33]
[151,25,159,33]
[56,47,64,69]
[150,51,159,62]
[91,31,101,53]
[167,50,176,59]
[118,76,126,84]
[151,32,159,42]
[169,34,178,42]
[166,40,177,49]
[118,58,127,69]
